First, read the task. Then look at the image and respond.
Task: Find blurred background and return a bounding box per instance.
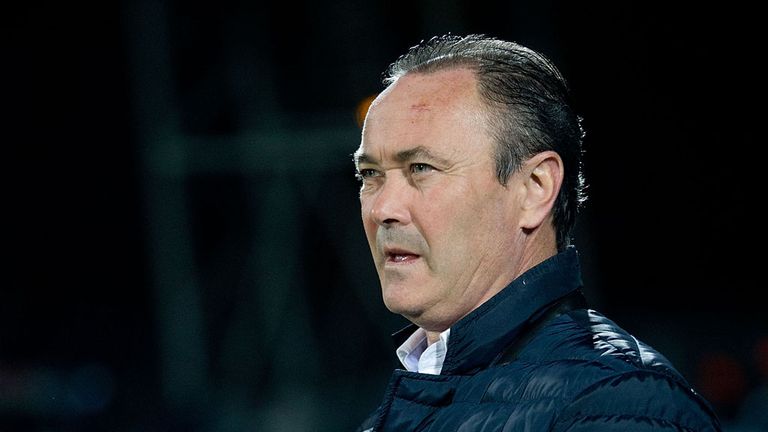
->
[3,1,766,431]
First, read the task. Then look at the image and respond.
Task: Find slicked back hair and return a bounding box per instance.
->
[384,34,586,251]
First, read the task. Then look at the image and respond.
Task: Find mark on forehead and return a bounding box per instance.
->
[410,103,431,112]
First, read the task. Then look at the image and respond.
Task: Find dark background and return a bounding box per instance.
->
[3,1,765,431]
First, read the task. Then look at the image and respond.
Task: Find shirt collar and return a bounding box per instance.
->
[396,327,451,375]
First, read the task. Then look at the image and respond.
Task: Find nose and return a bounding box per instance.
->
[369,177,412,227]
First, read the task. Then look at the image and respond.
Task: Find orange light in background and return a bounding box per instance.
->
[355,93,378,128]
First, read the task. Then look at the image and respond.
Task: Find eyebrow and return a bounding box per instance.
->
[354,145,451,167]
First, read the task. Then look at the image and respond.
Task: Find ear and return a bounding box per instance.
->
[518,151,564,230]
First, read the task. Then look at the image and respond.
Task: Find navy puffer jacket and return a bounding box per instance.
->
[357,248,722,431]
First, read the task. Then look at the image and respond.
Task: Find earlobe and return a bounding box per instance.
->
[519,151,563,230]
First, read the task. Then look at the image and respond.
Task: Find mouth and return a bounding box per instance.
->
[384,247,421,265]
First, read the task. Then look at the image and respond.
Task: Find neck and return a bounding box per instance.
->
[425,330,442,346]
[516,225,559,276]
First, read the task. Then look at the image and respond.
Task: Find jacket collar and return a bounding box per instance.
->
[392,246,584,375]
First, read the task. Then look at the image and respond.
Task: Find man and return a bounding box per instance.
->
[353,34,722,431]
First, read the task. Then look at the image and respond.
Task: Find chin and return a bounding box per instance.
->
[382,290,425,319]
[383,296,413,316]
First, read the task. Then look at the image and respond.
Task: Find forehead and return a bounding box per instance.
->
[359,68,489,160]
[379,67,480,110]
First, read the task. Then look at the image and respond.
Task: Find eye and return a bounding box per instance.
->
[410,163,435,174]
[355,168,379,181]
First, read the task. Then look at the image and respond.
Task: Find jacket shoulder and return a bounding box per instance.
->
[517,309,722,431]
[538,309,681,375]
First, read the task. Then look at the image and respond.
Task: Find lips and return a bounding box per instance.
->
[384,247,421,264]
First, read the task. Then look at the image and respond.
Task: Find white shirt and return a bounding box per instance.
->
[395,328,451,375]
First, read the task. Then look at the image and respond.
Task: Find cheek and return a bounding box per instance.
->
[360,201,378,243]
[360,197,372,223]
[416,202,469,261]
[430,195,494,251]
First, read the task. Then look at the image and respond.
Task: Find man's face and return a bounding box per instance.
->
[355,68,525,331]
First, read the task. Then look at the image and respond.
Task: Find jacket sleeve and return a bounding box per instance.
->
[551,370,723,432]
